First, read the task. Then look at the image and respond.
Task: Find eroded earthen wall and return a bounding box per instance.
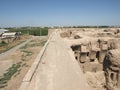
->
[103,49,120,90]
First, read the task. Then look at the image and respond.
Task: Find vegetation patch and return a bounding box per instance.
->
[0,62,22,88]
[0,41,7,47]
[0,39,26,54]
[39,40,47,46]
[22,50,33,56]
[7,27,48,36]
[20,39,47,49]
[0,37,47,88]
[21,50,33,61]
[29,40,47,47]
[20,44,28,49]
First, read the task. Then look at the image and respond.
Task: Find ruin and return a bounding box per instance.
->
[16,28,120,90]
[103,49,120,90]
[71,38,111,65]
[60,28,120,90]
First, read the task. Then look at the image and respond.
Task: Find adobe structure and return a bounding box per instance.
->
[60,28,120,90]
[104,49,120,90]
[18,28,120,90]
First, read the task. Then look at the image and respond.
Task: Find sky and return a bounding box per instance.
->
[0,0,120,27]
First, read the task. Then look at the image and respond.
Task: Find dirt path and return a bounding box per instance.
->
[0,36,48,90]
[0,36,46,60]
[20,31,90,90]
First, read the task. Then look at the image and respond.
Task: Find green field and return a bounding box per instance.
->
[6,27,48,36]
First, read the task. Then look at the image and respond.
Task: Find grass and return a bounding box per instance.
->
[21,63,29,67]
[0,41,7,47]
[21,50,33,61]
[29,40,47,47]
[20,40,46,61]
[0,40,26,54]
[0,50,32,88]
[7,27,48,36]
[20,40,47,49]
[20,44,28,49]
[40,40,47,46]
[0,38,47,88]
[0,62,22,88]
[22,50,33,56]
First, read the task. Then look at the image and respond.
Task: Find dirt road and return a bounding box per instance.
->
[19,31,90,90]
[0,36,46,60]
[0,36,48,90]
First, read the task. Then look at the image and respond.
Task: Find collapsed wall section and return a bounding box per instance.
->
[60,28,120,90]
[103,49,120,90]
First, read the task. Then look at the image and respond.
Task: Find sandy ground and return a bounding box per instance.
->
[22,31,90,90]
[1,28,119,90]
[85,71,106,90]
[0,60,13,76]
[0,35,32,54]
[0,36,47,90]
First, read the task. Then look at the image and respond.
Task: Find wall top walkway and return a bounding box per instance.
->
[19,30,90,90]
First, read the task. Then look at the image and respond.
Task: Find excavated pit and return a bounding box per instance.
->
[60,28,120,90]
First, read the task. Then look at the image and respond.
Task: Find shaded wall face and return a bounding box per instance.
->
[70,35,119,74]
[71,45,81,51]
[103,55,112,71]
[103,52,120,90]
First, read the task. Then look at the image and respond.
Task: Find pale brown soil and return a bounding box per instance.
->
[0,35,32,54]
[61,28,120,90]
[0,37,47,90]
[85,71,106,90]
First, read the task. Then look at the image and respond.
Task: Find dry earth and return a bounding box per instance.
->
[1,28,120,90]
[60,28,120,90]
[0,36,47,90]
[0,35,32,54]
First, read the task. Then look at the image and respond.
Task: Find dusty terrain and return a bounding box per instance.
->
[60,28,120,90]
[17,28,120,90]
[19,30,90,90]
[0,36,47,90]
[0,35,32,54]
[1,28,120,90]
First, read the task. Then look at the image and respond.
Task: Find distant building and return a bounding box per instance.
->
[0,29,9,36]
[1,32,18,39]
[1,32,21,43]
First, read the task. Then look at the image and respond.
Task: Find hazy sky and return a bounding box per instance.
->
[0,0,120,27]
